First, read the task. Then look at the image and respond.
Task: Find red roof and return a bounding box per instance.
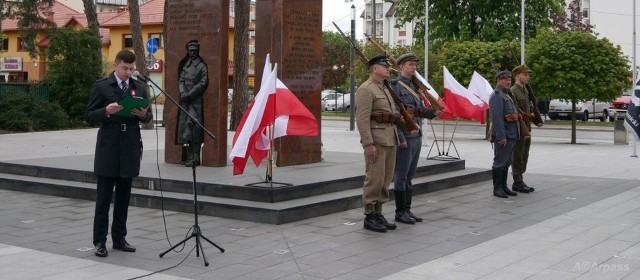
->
[2,0,81,31]
[100,0,164,27]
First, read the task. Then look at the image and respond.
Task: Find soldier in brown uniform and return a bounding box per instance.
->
[356,54,402,233]
[510,65,542,193]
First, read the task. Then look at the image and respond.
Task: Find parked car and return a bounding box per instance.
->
[322,92,346,111]
[547,99,610,121]
[608,90,632,121]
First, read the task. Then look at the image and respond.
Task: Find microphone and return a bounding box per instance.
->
[132,71,149,83]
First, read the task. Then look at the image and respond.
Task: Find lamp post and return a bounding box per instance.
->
[424,0,428,75]
[350,4,356,131]
[521,0,525,64]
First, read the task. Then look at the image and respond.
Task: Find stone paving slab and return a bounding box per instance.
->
[1,170,638,279]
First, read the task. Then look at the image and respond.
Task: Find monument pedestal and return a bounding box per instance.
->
[255,0,323,167]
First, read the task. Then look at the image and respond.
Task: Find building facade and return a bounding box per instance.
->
[361,0,417,47]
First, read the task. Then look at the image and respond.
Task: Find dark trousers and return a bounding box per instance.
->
[93,176,132,245]
[394,137,422,191]
[492,139,516,169]
[512,137,531,182]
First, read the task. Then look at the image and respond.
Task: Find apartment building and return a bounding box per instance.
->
[361,0,417,47]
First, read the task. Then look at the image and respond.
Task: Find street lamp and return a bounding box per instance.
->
[350,4,356,131]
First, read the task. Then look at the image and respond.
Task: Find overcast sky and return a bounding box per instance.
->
[322,0,365,39]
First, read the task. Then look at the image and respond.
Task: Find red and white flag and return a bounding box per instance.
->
[467,71,493,105]
[442,66,488,124]
[230,54,319,175]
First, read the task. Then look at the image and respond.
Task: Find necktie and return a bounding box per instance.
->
[121,81,128,92]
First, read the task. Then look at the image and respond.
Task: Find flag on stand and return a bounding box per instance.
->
[442,66,488,124]
[467,71,493,105]
[625,78,640,139]
[413,71,454,120]
[229,54,319,175]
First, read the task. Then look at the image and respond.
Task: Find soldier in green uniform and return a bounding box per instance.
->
[355,54,401,233]
[510,65,543,193]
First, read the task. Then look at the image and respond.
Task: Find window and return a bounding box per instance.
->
[249,31,255,38]
[249,45,255,54]
[123,34,133,48]
[148,33,163,48]
[18,37,28,51]
[582,8,590,19]
[1,38,8,51]
[374,3,383,19]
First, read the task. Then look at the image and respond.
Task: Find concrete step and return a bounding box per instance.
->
[0,167,490,224]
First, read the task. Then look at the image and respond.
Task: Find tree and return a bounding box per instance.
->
[322,31,350,91]
[81,0,102,71]
[45,27,102,121]
[128,0,145,76]
[229,0,250,131]
[527,31,631,143]
[3,0,55,58]
[393,0,564,49]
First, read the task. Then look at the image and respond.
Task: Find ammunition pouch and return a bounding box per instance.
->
[522,112,535,122]
[504,113,519,123]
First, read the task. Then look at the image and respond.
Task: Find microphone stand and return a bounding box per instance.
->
[137,73,224,266]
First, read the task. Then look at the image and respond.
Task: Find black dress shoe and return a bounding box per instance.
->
[521,182,535,192]
[113,239,136,252]
[94,243,108,257]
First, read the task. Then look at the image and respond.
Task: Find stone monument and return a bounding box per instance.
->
[255,0,323,167]
[165,0,229,167]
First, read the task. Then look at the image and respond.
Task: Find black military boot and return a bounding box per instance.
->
[394,190,415,224]
[512,181,532,193]
[406,189,422,222]
[184,142,201,167]
[521,181,535,192]
[501,167,517,196]
[492,168,508,198]
[363,204,386,233]
[375,203,396,230]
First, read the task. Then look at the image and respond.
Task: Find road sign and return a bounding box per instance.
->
[146,38,159,54]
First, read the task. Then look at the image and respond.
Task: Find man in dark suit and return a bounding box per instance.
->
[85,50,153,257]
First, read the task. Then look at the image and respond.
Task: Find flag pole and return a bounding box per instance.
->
[428,119,441,154]
[632,0,638,157]
[445,117,460,159]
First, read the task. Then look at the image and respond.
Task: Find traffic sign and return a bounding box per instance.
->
[146,38,159,54]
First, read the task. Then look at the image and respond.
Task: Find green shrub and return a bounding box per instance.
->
[0,92,69,131]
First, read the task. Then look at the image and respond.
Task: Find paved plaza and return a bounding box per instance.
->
[0,119,639,279]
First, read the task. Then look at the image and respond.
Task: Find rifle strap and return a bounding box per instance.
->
[397,80,423,106]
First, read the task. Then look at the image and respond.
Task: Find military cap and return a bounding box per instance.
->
[186,40,200,49]
[396,52,419,65]
[495,70,512,81]
[367,54,391,68]
[512,64,532,76]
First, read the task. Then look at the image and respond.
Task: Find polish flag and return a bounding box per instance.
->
[230,54,319,175]
[413,71,454,120]
[467,71,493,105]
[442,66,488,124]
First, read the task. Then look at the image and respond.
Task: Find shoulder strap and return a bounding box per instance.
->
[397,80,422,104]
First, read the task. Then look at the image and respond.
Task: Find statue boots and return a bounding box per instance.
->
[184,142,201,167]
[374,203,396,230]
[501,167,517,196]
[406,189,423,222]
[492,168,508,198]
[394,190,415,224]
[363,204,386,233]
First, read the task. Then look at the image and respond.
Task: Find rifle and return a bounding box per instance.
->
[507,46,544,126]
[364,33,444,112]
[332,22,420,133]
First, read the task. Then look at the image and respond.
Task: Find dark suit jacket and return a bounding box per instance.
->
[85,72,153,178]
